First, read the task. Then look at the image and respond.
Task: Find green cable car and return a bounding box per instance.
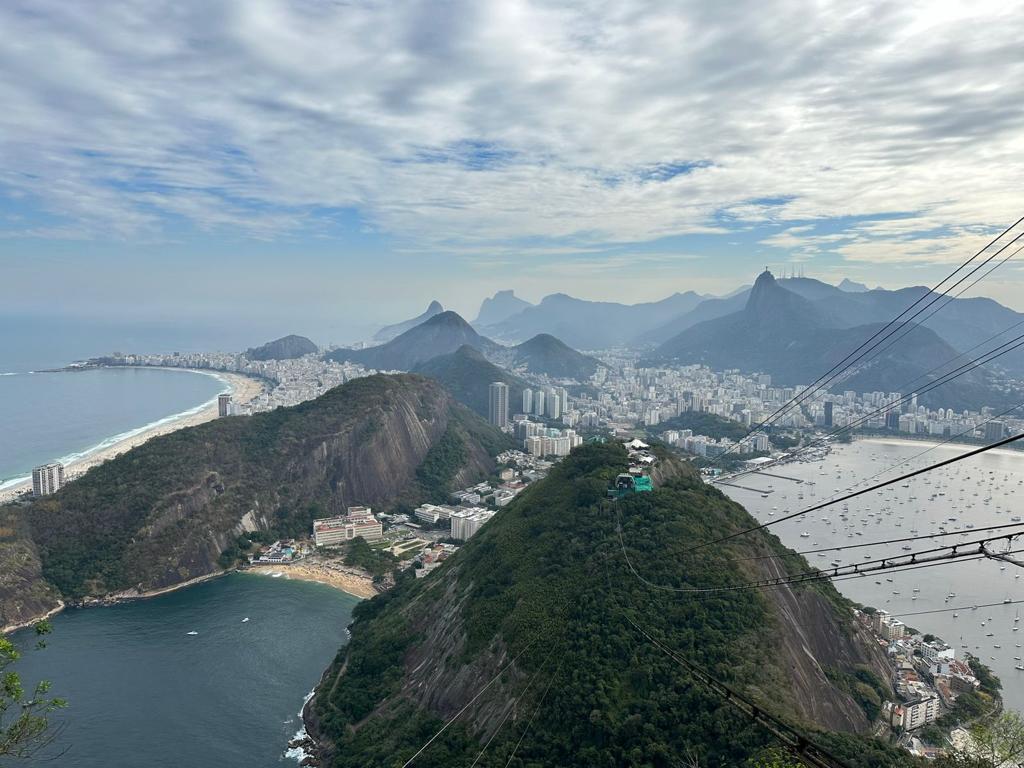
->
[608,473,653,498]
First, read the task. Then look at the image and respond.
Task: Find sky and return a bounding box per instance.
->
[2,0,1024,345]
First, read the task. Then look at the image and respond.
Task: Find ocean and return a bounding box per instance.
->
[0,367,227,488]
[10,573,358,767]
[0,314,247,488]
[720,437,1024,713]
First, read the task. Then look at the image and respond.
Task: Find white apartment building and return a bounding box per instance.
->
[902,696,939,730]
[32,463,65,496]
[414,503,454,525]
[449,507,495,541]
[312,506,383,546]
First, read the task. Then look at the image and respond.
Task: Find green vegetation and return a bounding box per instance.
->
[413,345,527,420]
[312,444,910,768]
[826,666,889,721]
[0,621,66,761]
[656,411,749,440]
[934,712,1024,768]
[344,538,398,580]
[416,425,468,503]
[13,374,504,601]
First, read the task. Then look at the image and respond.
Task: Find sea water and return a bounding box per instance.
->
[720,438,1024,712]
[11,573,358,767]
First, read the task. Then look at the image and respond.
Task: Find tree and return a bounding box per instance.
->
[0,620,66,761]
[937,712,1024,768]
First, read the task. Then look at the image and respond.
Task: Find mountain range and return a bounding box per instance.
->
[357,278,1023,385]
[477,291,707,348]
[647,271,1007,409]
[331,311,604,383]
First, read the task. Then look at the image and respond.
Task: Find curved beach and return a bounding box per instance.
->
[0,370,264,503]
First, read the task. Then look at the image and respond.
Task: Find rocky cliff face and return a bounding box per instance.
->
[0,507,62,631]
[6,375,504,612]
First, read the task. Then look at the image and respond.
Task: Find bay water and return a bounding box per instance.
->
[11,573,358,767]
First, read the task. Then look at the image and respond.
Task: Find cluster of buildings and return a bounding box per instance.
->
[809,391,1022,440]
[567,360,1022,447]
[88,350,371,414]
[312,506,384,547]
[661,429,770,457]
[488,383,573,428]
[254,539,302,564]
[861,610,981,739]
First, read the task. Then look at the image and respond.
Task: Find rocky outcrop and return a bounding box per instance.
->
[0,507,62,632]
[12,375,505,609]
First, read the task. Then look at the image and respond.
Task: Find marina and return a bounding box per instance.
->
[720,436,1024,714]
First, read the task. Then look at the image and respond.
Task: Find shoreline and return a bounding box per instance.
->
[853,434,1024,458]
[245,562,377,600]
[0,369,265,503]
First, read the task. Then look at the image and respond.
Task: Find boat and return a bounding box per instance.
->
[187,631,198,636]
[800,531,811,538]
[242,617,250,623]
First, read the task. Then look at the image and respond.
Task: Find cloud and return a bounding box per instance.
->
[0,0,1022,266]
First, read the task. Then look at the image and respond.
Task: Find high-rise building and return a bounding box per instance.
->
[984,420,1005,442]
[547,391,561,419]
[533,389,545,417]
[488,382,509,427]
[522,388,533,414]
[32,463,65,496]
[823,401,833,428]
[218,393,232,417]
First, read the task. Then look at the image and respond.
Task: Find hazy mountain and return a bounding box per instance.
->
[306,444,898,766]
[372,300,444,342]
[838,278,870,292]
[635,289,750,345]
[245,334,317,360]
[3,375,508,615]
[507,333,604,381]
[482,291,706,348]
[649,271,1004,409]
[414,345,528,419]
[473,289,533,327]
[772,279,1024,377]
[328,311,501,371]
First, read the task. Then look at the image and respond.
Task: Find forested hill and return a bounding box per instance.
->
[1,375,509,620]
[308,443,912,768]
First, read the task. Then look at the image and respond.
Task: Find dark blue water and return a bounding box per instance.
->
[11,574,358,767]
[0,367,226,486]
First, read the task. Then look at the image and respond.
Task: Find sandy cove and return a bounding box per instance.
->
[246,562,378,599]
[0,370,265,504]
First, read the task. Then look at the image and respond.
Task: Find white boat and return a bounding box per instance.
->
[242,617,250,623]
[187,631,198,636]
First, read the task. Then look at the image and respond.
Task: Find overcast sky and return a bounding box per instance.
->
[2,0,1023,340]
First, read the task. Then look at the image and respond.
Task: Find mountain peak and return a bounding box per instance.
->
[753,268,776,289]
[473,290,533,327]
[837,278,870,293]
[373,301,446,342]
[425,310,473,329]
